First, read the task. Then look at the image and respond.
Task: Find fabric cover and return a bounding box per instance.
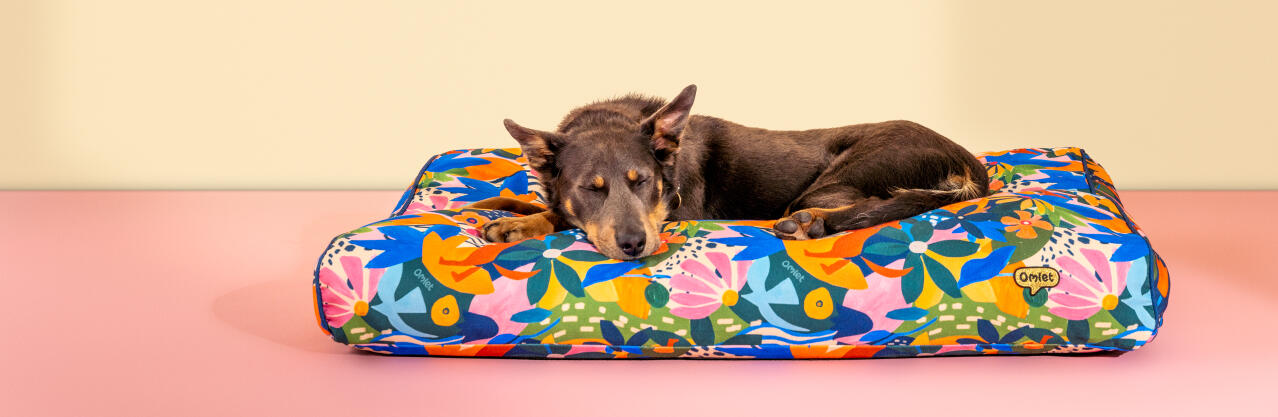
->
[312,147,1169,358]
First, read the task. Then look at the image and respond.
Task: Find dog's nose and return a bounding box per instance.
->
[618,234,646,258]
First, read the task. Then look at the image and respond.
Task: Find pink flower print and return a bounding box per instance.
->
[403,200,433,215]
[318,256,384,328]
[668,252,750,320]
[466,277,533,339]
[429,195,468,211]
[1047,248,1129,320]
[837,265,911,344]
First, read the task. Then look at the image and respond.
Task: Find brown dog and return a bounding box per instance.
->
[468,85,988,260]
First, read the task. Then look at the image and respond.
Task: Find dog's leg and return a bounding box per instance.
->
[773,140,984,240]
[826,190,952,230]
[481,210,568,243]
[774,206,840,240]
[463,196,546,215]
[772,186,864,240]
[775,190,954,240]
[464,197,565,243]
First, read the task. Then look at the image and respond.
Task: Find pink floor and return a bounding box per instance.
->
[2,190,1273,415]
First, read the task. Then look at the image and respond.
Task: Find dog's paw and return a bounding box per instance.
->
[482,216,553,243]
[772,209,828,240]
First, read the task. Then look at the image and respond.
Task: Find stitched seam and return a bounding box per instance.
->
[311,232,348,340]
[391,152,448,217]
[352,342,1130,357]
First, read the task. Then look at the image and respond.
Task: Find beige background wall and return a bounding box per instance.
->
[3,1,1275,190]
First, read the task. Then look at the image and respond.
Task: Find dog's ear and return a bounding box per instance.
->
[641,84,696,165]
[504,119,563,175]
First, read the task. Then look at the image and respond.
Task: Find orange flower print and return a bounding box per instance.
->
[1001,210,1051,239]
[988,178,1005,193]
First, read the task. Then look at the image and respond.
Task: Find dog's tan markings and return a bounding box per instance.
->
[627,169,638,182]
[593,175,605,189]
[482,211,557,243]
[563,198,575,217]
[637,200,669,257]
[587,220,622,259]
[582,221,600,240]
[647,200,669,226]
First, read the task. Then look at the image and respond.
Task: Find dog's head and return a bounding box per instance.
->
[502,85,697,260]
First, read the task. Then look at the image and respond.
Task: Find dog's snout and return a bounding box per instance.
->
[617,233,646,258]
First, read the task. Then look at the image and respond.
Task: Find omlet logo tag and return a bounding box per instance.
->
[780,260,806,283]
[1014,267,1060,295]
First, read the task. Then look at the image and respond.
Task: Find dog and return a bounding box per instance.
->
[466,85,988,260]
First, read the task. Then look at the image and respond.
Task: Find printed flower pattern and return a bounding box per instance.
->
[1047,248,1130,320]
[839,271,911,342]
[314,147,1168,358]
[669,252,751,319]
[862,220,979,303]
[1002,210,1052,239]
[318,256,384,328]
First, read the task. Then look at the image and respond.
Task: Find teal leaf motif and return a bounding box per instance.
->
[553,260,584,297]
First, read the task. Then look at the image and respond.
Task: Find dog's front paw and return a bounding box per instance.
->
[772,209,828,240]
[482,215,554,243]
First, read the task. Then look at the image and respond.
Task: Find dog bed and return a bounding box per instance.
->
[313,147,1168,358]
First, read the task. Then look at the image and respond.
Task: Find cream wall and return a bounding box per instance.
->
[3,1,1275,190]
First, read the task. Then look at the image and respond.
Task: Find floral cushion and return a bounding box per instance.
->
[312,147,1169,358]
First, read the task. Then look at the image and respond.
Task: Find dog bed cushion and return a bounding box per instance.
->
[312,147,1169,358]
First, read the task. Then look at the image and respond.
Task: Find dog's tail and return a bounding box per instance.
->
[932,165,989,202]
[830,165,988,230]
[891,165,988,206]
